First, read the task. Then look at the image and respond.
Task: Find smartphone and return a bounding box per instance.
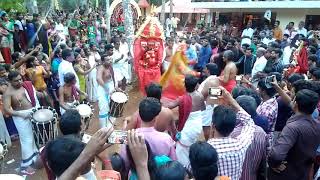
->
[236,75,243,81]
[82,133,92,144]
[208,87,222,97]
[265,75,276,88]
[107,130,128,144]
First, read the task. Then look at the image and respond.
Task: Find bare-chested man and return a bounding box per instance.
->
[198,63,220,140]
[3,71,39,174]
[59,72,87,115]
[219,50,237,93]
[124,83,175,133]
[165,74,205,168]
[163,38,174,71]
[96,45,116,128]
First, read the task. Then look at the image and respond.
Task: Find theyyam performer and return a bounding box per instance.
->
[133,6,164,94]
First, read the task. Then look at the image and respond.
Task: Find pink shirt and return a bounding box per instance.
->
[120,127,177,169]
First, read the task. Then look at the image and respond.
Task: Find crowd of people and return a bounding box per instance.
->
[0,6,320,180]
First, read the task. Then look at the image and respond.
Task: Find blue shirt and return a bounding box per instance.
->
[186,47,197,62]
[197,46,212,69]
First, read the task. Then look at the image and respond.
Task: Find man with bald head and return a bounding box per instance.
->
[252,47,267,79]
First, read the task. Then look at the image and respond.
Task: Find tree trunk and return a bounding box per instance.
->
[25,0,39,14]
[160,0,166,26]
[169,0,173,17]
[122,0,134,49]
[105,0,111,40]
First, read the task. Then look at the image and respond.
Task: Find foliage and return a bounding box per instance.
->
[0,0,27,13]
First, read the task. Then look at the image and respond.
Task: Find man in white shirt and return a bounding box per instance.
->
[119,36,132,84]
[282,44,293,66]
[252,47,267,79]
[297,21,307,37]
[262,32,276,46]
[58,49,79,88]
[241,21,255,39]
[112,38,128,90]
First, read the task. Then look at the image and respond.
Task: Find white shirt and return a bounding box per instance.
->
[58,60,80,88]
[241,28,254,38]
[297,28,307,37]
[282,46,293,65]
[252,55,268,78]
[262,37,275,45]
[15,20,24,30]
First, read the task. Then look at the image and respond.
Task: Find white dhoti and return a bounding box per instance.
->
[97,81,114,129]
[176,111,203,168]
[0,112,11,147]
[202,104,215,127]
[12,109,39,167]
[87,68,98,102]
[113,63,130,83]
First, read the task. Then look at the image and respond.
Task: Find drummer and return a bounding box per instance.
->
[59,72,87,115]
[3,71,39,175]
[96,49,116,128]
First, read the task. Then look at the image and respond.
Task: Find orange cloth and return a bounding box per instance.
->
[273,27,283,41]
[160,45,199,100]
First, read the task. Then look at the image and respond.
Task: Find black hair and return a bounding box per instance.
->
[145,83,162,100]
[62,48,72,60]
[189,141,218,180]
[110,153,126,180]
[26,56,36,68]
[59,109,81,135]
[46,137,85,177]
[232,86,262,106]
[276,20,280,25]
[272,48,283,57]
[313,70,320,80]
[268,72,282,82]
[228,39,236,46]
[288,73,304,84]
[206,63,219,76]
[11,52,20,64]
[186,39,191,45]
[212,105,236,137]
[210,39,219,48]
[295,89,319,115]
[283,34,289,38]
[73,52,80,59]
[74,47,82,54]
[54,48,62,57]
[8,71,20,81]
[64,72,76,84]
[258,78,277,97]
[154,161,186,180]
[60,44,67,50]
[308,46,317,55]
[105,44,114,51]
[292,79,312,94]
[139,97,161,122]
[236,95,257,117]
[308,54,318,62]
[185,74,199,93]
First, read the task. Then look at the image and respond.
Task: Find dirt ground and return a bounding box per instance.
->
[1,83,143,179]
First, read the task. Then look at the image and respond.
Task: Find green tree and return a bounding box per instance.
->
[0,0,26,13]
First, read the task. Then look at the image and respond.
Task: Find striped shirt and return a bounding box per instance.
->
[231,124,268,180]
[208,110,255,180]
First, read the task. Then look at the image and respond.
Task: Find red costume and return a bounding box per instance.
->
[133,15,164,94]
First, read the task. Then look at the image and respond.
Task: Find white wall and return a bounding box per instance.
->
[275,9,320,30]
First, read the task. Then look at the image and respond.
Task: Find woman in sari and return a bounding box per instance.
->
[0,13,14,64]
[73,52,95,100]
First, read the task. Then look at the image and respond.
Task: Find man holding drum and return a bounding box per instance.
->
[59,72,87,115]
[3,71,39,175]
[97,49,116,128]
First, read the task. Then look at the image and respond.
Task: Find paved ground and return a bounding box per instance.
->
[1,82,143,179]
